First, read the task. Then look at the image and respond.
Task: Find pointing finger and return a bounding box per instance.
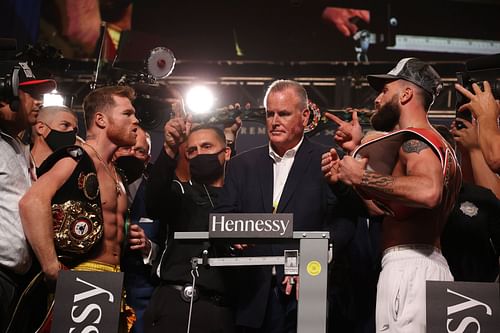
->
[325,112,345,126]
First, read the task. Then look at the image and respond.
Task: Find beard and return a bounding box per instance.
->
[107,121,136,147]
[370,96,400,132]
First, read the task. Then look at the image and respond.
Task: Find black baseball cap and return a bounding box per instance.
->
[0,61,56,99]
[367,58,443,98]
[16,61,56,95]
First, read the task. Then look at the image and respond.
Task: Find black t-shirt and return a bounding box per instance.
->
[441,182,500,282]
[146,150,234,295]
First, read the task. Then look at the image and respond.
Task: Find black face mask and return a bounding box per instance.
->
[189,149,225,184]
[115,155,146,184]
[45,128,77,152]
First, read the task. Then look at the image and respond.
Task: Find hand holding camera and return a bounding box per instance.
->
[455,81,500,124]
[451,117,480,152]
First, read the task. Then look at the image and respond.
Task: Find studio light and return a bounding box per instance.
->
[43,90,65,107]
[185,85,215,114]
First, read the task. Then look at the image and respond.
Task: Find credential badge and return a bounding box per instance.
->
[459,201,478,218]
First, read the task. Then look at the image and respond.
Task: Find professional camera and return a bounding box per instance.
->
[0,40,59,111]
[455,53,500,129]
[109,30,177,130]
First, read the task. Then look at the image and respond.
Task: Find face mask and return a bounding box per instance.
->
[115,155,146,184]
[45,128,77,152]
[189,149,225,184]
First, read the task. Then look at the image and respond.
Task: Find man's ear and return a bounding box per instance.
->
[302,107,310,126]
[33,121,46,136]
[224,146,231,161]
[400,87,413,105]
[95,112,106,128]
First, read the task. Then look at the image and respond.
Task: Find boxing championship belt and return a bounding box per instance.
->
[352,128,460,220]
[38,146,104,259]
[7,148,108,333]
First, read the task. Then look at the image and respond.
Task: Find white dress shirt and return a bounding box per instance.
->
[268,136,304,212]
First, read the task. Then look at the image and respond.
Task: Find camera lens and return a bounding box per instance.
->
[455,121,466,130]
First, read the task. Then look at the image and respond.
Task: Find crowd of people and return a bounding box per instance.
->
[0,57,499,333]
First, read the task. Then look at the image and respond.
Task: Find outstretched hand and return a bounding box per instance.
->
[322,7,370,37]
[224,104,243,143]
[163,114,192,158]
[451,118,480,152]
[455,81,500,121]
[325,109,363,153]
[321,148,341,184]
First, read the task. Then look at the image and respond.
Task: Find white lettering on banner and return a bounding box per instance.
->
[446,288,492,316]
[280,220,290,234]
[324,130,335,136]
[239,127,268,135]
[212,215,224,232]
[446,288,493,333]
[226,219,234,231]
[69,326,99,333]
[68,277,116,333]
[211,216,291,235]
[255,219,264,231]
[235,219,244,231]
[73,277,115,303]
[71,304,102,323]
[446,317,479,333]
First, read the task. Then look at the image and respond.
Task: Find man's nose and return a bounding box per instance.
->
[374,94,382,107]
[133,115,140,124]
[119,147,134,156]
[271,113,280,126]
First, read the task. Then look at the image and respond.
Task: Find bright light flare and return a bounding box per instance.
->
[43,90,65,107]
[185,86,215,114]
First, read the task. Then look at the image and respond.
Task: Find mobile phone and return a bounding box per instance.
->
[455,109,472,130]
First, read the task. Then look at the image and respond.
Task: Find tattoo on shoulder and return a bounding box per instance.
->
[402,139,430,154]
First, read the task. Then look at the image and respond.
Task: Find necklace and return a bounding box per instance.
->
[83,142,121,195]
[202,184,215,208]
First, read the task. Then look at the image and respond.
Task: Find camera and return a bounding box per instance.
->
[455,53,500,130]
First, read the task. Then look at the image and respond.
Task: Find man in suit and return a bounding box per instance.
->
[116,127,160,333]
[215,79,337,332]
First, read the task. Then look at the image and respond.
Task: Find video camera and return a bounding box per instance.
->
[109,31,177,130]
[455,53,500,129]
[0,39,60,111]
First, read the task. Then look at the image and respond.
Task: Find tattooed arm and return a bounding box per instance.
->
[338,137,443,208]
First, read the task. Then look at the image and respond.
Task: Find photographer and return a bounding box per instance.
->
[455,81,500,173]
[437,125,500,282]
[0,61,55,332]
[451,116,500,200]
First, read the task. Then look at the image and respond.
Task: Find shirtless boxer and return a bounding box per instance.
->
[20,85,139,331]
[322,58,461,333]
